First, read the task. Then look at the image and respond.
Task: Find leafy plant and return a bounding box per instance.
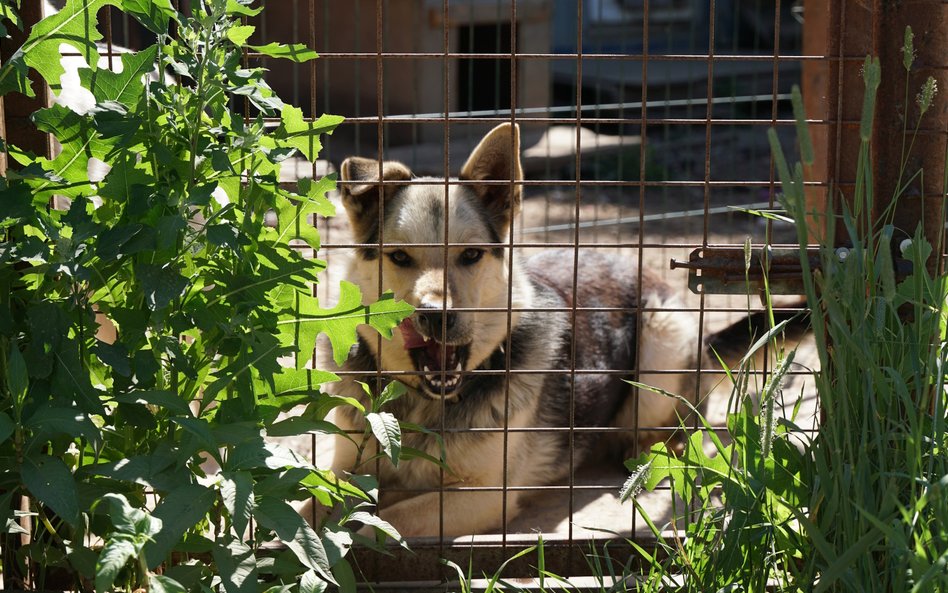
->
[0,0,413,591]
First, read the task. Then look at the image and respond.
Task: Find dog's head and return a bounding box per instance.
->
[339,123,530,399]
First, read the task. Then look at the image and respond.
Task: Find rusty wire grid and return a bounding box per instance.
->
[7,0,946,589]
[257,0,818,584]
[31,0,832,586]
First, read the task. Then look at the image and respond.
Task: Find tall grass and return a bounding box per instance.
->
[619,29,947,592]
[771,47,948,592]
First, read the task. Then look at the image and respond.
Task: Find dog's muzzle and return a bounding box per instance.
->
[399,317,470,398]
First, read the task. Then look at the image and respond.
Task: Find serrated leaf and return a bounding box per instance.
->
[366,412,401,466]
[207,223,241,250]
[276,106,343,162]
[144,484,216,568]
[249,42,317,63]
[95,534,137,593]
[31,103,116,198]
[77,45,158,108]
[135,262,188,310]
[1,0,111,98]
[270,368,339,398]
[226,0,263,16]
[279,282,413,367]
[227,24,256,46]
[255,498,336,585]
[22,454,81,527]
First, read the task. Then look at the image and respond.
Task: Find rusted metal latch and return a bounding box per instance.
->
[671,245,913,295]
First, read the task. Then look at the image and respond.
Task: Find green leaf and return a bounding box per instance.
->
[274,178,334,250]
[300,570,328,593]
[24,405,102,449]
[0,0,112,97]
[374,380,407,410]
[226,0,264,16]
[135,263,189,310]
[7,344,27,401]
[275,106,343,162]
[366,412,401,467]
[0,412,13,443]
[112,390,190,415]
[148,574,188,593]
[144,484,216,568]
[31,104,116,198]
[270,368,339,398]
[300,469,372,502]
[22,454,81,527]
[118,0,176,34]
[255,498,336,584]
[172,417,219,458]
[212,539,259,593]
[101,492,162,537]
[331,559,357,593]
[226,24,256,46]
[227,442,311,472]
[249,42,318,63]
[279,282,413,367]
[95,534,137,593]
[93,340,132,377]
[348,511,405,546]
[77,45,158,108]
[220,471,254,538]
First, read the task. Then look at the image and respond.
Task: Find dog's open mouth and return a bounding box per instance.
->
[399,320,470,397]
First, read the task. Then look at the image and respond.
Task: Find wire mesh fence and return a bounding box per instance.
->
[34,0,824,585]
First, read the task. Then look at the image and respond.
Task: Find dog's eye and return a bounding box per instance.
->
[387,250,413,267]
[460,248,485,266]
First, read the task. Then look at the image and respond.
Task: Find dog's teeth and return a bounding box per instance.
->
[423,365,431,373]
[454,361,463,371]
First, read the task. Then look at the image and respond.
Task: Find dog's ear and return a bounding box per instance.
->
[459,123,523,236]
[339,157,412,242]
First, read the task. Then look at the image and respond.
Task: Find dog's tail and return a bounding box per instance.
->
[706,302,811,370]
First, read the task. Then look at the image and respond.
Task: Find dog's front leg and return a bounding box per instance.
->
[372,487,522,538]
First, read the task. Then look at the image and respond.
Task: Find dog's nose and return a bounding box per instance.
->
[415,306,457,337]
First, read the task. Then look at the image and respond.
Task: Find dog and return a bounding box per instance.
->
[306,123,780,538]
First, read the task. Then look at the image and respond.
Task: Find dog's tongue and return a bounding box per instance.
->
[399,319,428,349]
[399,319,456,371]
